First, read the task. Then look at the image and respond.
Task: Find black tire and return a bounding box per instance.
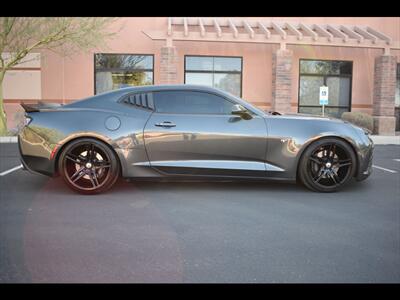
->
[298,138,357,193]
[58,138,120,194]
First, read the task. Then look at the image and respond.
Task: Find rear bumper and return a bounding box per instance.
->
[18,130,56,177]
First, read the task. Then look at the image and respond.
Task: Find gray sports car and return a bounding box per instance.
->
[18,85,373,194]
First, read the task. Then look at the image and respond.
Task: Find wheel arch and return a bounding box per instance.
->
[295,135,360,180]
[53,134,122,176]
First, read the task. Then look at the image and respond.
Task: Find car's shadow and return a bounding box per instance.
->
[42,176,369,197]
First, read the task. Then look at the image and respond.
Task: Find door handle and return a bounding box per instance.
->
[155,121,176,128]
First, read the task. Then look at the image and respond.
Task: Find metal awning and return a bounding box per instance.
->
[143,18,399,51]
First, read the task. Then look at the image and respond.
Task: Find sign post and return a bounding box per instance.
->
[319,86,329,117]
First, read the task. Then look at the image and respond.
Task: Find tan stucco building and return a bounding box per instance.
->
[3,17,400,134]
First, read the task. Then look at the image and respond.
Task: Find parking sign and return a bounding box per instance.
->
[319,86,329,105]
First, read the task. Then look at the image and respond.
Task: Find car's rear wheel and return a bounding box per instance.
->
[298,138,356,192]
[58,138,120,194]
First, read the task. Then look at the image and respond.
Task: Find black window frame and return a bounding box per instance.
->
[297,58,353,116]
[151,89,242,115]
[184,55,243,98]
[94,53,155,95]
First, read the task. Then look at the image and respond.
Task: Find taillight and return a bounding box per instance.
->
[50,144,60,160]
[24,116,32,126]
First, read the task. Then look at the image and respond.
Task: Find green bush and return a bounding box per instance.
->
[341,111,374,132]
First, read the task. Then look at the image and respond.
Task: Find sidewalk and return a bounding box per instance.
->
[370,135,400,145]
[1,135,399,145]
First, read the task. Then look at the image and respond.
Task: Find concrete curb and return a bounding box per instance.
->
[0,136,17,143]
[370,135,400,145]
[1,135,399,144]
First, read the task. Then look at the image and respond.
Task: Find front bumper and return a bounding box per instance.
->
[355,136,374,181]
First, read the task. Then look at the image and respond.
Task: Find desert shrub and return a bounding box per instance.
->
[341,111,374,132]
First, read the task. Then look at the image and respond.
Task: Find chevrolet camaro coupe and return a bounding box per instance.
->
[18,85,373,194]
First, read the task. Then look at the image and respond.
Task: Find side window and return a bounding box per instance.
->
[153,91,234,114]
[153,91,185,113]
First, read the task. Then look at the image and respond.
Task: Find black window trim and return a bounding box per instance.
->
[184,55,243,98]
[94,53,155,95]
[298,58,353,115]
[299,105,350,108]
[117,88,261,116]
[118,92,155,111]
[397,63,400,79]
[299,58,353,76]
[150,89,254,116]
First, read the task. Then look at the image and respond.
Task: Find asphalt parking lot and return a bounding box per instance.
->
[0,143,399,283]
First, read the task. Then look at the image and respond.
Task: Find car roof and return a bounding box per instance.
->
[110,84,228,94]
[70,84,267,116]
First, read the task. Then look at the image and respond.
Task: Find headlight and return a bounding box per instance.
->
[350,124,372,145]
[351,124,370,136]
[361,127,371,136]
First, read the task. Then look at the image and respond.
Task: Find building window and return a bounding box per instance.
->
[298,59,352,118]
[184,56,242,97]
[95,54,154,94]
[396,63,400,107]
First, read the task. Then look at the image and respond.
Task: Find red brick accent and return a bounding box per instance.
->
[271,49,293,113]
[372,55,397,134]
[159,46,178,84]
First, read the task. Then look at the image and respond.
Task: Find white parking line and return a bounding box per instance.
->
[0,165,23,176]
[394,159,400,162]
[372,165,398,173]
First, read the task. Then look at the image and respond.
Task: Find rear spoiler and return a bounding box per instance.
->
[21,101,63,113]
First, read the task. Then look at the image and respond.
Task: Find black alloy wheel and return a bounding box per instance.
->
[298,138,356,192]
[58,138,120,194]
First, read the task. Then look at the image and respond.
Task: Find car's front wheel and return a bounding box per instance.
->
[58,138,120,194]
[298,138,356,192]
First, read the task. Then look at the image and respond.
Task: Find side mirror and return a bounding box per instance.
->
[231,104,252,120]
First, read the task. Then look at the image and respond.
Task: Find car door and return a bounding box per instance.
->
[143,90,268,178]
